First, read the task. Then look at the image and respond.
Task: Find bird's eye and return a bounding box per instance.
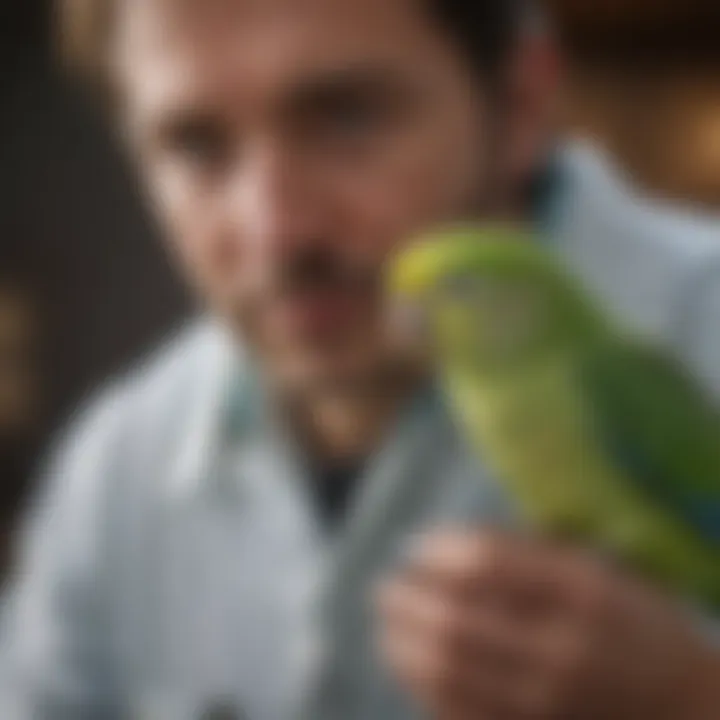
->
[440,274,490,303]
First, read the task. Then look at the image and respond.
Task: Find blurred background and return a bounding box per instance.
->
[0,0,718,574]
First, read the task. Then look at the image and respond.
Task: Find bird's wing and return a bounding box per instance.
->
[579,341,720,545]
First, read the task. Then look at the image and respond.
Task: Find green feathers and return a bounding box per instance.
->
[387,223,720,608]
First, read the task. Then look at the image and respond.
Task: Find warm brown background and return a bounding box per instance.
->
[552,0,720,208]
[0,0,718,570]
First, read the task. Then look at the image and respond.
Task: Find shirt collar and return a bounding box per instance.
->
[166,319,255,502]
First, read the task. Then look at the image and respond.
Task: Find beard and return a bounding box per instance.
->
[219,242,427,401]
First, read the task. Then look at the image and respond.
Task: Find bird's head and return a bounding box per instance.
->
[386,224,605,374]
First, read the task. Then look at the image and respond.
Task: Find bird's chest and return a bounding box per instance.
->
[448,362,600,521]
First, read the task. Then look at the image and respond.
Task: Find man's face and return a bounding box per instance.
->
[116,0,523,394]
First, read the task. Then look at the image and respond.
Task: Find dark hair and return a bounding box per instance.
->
[429,0,526,78]
[59,0,527,93]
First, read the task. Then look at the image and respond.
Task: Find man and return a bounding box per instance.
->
[3,0,720,718]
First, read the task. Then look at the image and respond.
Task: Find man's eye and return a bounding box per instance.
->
[325,101,385,137]
[309,95,392,147]
[163,119,231,169]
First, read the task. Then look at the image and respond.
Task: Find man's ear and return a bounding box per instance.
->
[500,22,563,206]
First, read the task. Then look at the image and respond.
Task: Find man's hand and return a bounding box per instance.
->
[376,530,720,720]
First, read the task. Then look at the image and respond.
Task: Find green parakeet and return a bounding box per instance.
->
[387,223,720,608]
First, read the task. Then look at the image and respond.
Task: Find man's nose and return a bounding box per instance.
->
[224,144,332,255]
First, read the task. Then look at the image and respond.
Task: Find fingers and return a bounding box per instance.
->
[376,528,714,720]
[404,529,625,620]
[376,576,535,668]
[375,576,557,718]
[400,530,566,615]
[376,611,515,719]
[375,530,630,719]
